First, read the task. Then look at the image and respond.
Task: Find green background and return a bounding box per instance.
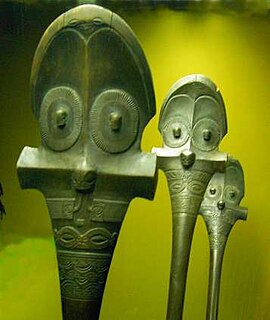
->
[0,3,269,319]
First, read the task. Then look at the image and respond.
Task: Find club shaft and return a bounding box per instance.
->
[167,211,198,320]
[206,235,228,320]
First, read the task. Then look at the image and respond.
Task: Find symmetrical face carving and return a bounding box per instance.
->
[39,87,141,154]
[17,5,157,313]
[200,157,247,223]
[18,4,157,201]
[156,75,227,165]
[33,10,154,156]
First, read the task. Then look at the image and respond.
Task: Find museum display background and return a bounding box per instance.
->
[0,3,269,319]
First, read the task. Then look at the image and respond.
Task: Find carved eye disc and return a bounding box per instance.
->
[173,126,182,139]
[90,89,139,153]
[224,185,240,204]
[192,118,220,151]
[39,86,83,151]
[162,116,190,148]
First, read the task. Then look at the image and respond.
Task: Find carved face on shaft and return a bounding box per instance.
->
[200,157,248,224]
[156,75,227,167]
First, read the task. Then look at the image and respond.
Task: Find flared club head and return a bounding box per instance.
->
[30,5,155,153]
[17,4,157,200]
[17,5,158,319]
[154,74,227,166]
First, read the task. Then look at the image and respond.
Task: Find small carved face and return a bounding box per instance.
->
[159,75,227,156]
[72,170,97,193]
[201,157,245,214]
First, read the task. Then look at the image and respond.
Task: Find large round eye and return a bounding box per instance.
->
[162,116,190,148]
[39,86,83,151]
[206,183,223,200]
[192,118,220,151]
[90,89,139,153]
[224,185,241,204]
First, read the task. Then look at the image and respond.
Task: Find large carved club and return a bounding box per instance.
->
[17,5,157,320]
[153,74,228,320]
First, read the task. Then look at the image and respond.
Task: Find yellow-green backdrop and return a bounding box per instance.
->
[0,3,269,320]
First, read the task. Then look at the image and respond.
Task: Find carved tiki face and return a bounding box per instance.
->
[200,157,247,222]
[17,5,157,314]
[18,4,157,202]
[158,74,227,166]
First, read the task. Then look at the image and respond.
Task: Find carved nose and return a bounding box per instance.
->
[72,159,97,193]
[55,107,68,129]
[109,112,122,131]
[180,150,196,169]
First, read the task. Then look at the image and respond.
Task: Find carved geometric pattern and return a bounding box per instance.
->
[90,198,129,222]
[46,198,75,220]
[203,215,232,234]
[90,201,105,221]
[208,233,228,251]
[57,250,111,300]
[164,168,211,199]
[54,226,118,250]
[202,214,233,250]
[202,208,238,226]
[164,167,212,222]
[67,19,107,39]
[171,195,202,217]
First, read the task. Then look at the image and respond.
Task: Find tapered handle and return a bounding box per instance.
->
[160,158,215,320]
[57,250,113,320]
[49,196,127,320]
[167,212,198,319]
[206,240,227,320]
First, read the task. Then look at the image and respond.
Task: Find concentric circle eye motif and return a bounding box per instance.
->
[162,116,190,148]
[39,86,83,151]
[192,118,220,152]
[224,185,240,204]
[90,89,139,153]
